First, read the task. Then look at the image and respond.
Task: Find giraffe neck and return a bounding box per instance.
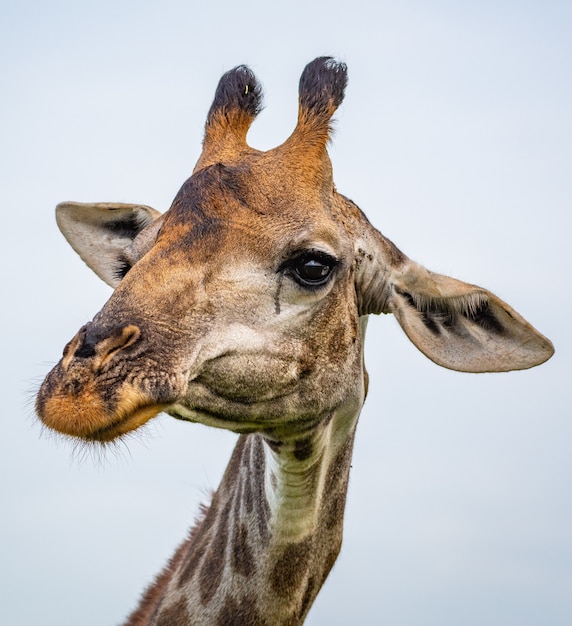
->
[125,406,360,626]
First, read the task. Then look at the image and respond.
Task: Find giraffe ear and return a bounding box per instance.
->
[384,260,554,372]
[350,213,554,372]
[56,201,163,288]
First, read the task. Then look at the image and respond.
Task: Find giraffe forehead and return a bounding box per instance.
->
[158,165,345,262]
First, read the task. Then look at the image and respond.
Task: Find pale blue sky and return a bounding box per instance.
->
[1,1,571,624]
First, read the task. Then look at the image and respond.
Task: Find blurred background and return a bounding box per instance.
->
[1,1,570,624]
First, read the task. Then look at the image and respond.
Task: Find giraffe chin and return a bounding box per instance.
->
[37,384,168,443]
[84,403,168,443]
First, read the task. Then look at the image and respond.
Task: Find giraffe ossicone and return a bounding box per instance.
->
[36,57,553,625]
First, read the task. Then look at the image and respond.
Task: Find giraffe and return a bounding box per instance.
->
[36,58,554,625]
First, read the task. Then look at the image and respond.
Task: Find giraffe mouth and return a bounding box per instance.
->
[38,390,170,443]
[84,402,170,442]
[36,364,172,443]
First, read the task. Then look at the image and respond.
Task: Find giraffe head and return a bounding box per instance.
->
[36,58,553,443]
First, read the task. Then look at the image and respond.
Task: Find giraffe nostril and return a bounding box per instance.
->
[99,324,141,363]
[70,323,141,362]
[75,338,97,359]
[72,323,96,359]
[115,325,141,351]
[75,342,97,358]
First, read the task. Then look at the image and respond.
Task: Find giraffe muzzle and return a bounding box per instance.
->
[36,321,172,441]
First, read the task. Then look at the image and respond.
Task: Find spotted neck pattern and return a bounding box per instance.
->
[124,408,358,626]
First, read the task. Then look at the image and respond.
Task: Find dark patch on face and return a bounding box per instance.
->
[213,163,254,209]
[464,300,506,335]
[199,496,232,605]
[274,273,283,315]
[356,247,374,263]
[165,163,255,247]
[168,177,223,243]
[155,597,191,626]
[231,523,255,577]
[216,594,266,626]
[271,536,313,597]
[293,437,313,461]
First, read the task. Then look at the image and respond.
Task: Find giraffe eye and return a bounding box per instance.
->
[290,252,337,287]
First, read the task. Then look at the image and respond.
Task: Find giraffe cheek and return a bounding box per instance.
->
[196,354,304,403]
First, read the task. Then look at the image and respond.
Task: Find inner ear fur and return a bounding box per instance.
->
[56,201,162,288]
[386,262,554,372]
